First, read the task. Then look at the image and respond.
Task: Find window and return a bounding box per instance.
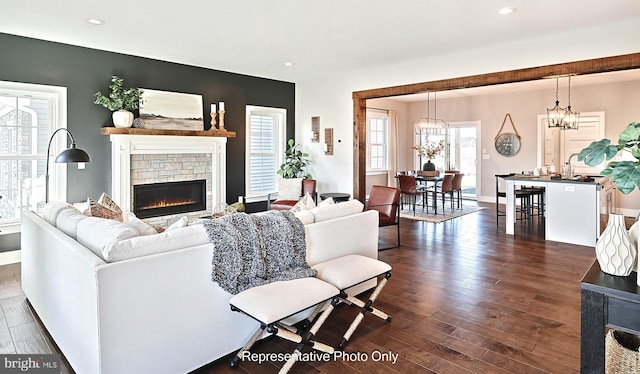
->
[367,115,388,171]
[245,106,286,202]
[0,82,66,227]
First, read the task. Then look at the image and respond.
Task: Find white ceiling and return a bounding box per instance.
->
[2,0,640,88]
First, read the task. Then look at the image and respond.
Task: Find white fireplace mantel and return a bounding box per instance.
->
[108,134,227,212]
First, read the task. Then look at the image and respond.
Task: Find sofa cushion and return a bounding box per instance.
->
[42,201,73,226]
[102,224,209,262]
[310,199,364,223]
[77,217,138,260]
[56,208,88,239]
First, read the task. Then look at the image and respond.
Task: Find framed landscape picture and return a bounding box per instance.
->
[139,89,204,130]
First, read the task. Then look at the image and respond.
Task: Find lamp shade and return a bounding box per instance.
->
[55,144,91,163]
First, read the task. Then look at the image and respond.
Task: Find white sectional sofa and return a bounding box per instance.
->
[21,201,378,374]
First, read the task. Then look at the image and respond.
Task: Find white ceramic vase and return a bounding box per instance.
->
[595,213,637,276]
[112,110,134,128]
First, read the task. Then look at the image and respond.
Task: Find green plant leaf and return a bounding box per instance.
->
[608,161,640,194]
[577,139,618,166]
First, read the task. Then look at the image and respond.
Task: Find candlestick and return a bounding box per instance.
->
[210,111,217,129]
[218,109,225,130]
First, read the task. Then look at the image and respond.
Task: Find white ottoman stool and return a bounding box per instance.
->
[312,254,392,350]
[229,277,339,374]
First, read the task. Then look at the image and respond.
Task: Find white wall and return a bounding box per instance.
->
[294,19,640,211]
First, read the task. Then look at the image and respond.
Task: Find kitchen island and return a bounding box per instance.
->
[504,175,610,247]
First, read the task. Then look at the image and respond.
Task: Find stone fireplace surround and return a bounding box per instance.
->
[107,134,227,226]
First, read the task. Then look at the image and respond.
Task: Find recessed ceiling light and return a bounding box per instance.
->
[284,62,295,67]
[87,18,105,25]
[497,7,516,15]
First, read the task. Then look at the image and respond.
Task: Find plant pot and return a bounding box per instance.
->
[423,160,436,171]
[595,213,637,276]
[112,110,134,128]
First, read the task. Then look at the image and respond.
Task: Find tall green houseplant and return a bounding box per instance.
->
[277,139,312,179]
[578,121,640,194]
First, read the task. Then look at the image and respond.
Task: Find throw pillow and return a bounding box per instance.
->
[310,199,364,223]
[87,197,123,222]
[291,192,316,212]
[97,193,122,216]
[167,216,189,231]
[122,212,158,236]
[317,197,335,207]
[277,177,303,200]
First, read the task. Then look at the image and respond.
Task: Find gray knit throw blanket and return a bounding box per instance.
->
[202,210,317,295]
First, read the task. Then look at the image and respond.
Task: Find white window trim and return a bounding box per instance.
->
[366,113,389,172]
[244,105,286,203]
[0,81,67,230]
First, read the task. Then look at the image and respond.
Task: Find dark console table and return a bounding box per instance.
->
[581,260,640,373]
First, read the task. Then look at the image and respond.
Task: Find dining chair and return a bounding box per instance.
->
[495,174,535,225]
[366,185,401,250]
[451,173,464,209]
[397,175,423,215]
[430,173,455,213]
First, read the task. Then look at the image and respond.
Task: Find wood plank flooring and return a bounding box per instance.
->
[0,202,602,373]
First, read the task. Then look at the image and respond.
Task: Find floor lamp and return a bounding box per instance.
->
[45,128,91,203]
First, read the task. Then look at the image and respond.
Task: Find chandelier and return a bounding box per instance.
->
[547,76,579,130]
[563,76,580,130]
[547,77,566,128]
[415,92,448,135]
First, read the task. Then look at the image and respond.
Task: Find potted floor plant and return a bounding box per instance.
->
[277,139,312,179]
[94,75,142,128]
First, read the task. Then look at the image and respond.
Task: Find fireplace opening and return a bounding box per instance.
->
[133,179,206,219]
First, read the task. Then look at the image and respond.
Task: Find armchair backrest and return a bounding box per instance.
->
[302,179,316,195]
[367,185,400,225]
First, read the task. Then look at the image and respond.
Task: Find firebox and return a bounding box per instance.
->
[133,179,206,219]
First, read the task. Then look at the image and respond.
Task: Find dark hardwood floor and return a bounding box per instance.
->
[0,202,601,373]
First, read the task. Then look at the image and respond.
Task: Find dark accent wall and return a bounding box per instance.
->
[0,33,295,207]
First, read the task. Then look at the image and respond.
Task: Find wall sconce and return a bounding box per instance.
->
[324,128,334,155]
[311,116,320,143]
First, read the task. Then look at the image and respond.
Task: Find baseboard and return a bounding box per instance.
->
[0,250,20,266]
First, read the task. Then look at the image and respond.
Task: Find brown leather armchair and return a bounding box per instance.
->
[267,179,317,210]
[366,185,401,250]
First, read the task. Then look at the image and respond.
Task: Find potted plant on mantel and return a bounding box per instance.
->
[578,121,640,278]
[94,75,142,128]
[277,139,312,179]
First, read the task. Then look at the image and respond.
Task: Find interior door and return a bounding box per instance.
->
[447,122,478,200]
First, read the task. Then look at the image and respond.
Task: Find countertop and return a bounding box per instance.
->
[504,174,609,186]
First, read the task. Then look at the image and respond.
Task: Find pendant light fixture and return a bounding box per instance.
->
[414,92,448,135]
[547,76,566,128]
[563,75,580,130]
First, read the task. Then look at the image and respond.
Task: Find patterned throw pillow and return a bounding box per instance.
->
[291,193,316,212]
[98,193,122,215]
[277,178,302,200]
[88,197,123,222]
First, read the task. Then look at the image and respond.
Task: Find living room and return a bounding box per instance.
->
[1,1,640,373]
